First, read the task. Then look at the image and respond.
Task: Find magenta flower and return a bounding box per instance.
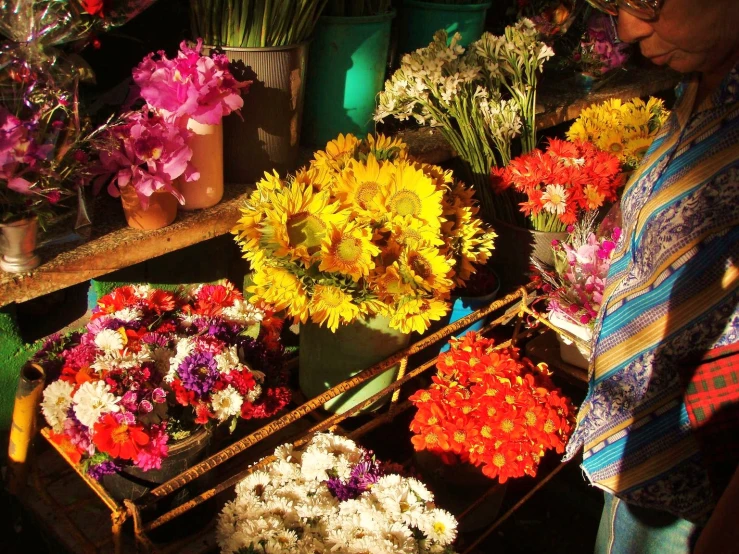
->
[134,422,169,472]
[133,39,250,126]
[100,109,198,207]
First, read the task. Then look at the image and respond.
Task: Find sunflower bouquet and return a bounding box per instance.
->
[233,133,496,334]
[566,96,670,171]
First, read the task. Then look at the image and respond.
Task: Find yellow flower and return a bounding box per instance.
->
[319,222,380,281]
[261,180,348,268]
[447,213,496,285]
[623,137,654,169]
[308,284,360,332]
[399,243,454,295]
[248,266,309,322]
[378,162,444,229]
[372,264,415,303]
[232,173,285,267]
[384,215,444,248]
[389,297,449,334]
[334,155,393,218]
[312,133,359,174]
[583,184,606,210]
[362,133,408,161]
[595,130,626,157]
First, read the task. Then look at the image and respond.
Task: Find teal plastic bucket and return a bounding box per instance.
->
[398,1,492,55]
[302,11,395,147]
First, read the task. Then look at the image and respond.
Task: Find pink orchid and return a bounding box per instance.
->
[133,39,250,126]
[100,109,199,208]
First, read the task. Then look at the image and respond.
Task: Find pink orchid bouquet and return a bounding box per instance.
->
[574,12,630,77]
[539,214,620,328]
[34,280,290,480]
[98,108,198,207]
[132,39,249,127]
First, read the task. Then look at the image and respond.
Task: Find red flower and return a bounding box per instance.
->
[79,0,108,17]
[93,414,150,461]
[48,430,84,465]
[147,289,178,314]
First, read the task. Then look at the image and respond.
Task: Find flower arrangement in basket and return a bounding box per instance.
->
[217,432,459,553]
[233,132,496,334]
[375,19,553,220]
[573,12,630,78]
[36,281,290,479]
[409,332,576,483]
[536,213,621,363]
[567,96,670,171]
[490,138,624,232]
[98,40,249,217]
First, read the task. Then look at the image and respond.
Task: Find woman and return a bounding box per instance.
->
[564,0,739,553]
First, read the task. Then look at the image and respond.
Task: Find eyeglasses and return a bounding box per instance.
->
[584,0,663,21]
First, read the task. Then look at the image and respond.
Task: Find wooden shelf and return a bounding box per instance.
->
[0,65,680,308]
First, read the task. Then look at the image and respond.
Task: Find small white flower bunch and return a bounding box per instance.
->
[217,433,458,554]
[375,19,553,220]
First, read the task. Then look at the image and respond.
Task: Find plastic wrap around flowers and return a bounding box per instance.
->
[217,433,459,554]
[409,333,576,483]
[36,281,290,479]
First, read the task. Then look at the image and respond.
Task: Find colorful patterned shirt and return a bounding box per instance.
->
[564,64,739,523]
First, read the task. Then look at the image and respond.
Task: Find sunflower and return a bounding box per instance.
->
[384,215,444,248]
[334,155,393,218]
[398,243,454,295]
[623,137,654,168]
[447,215,496,285]
[232,175,283,267]
[293,166,331,194]
[308,284,360,332]
[389,297,450,334]
[248,266,309,322]
[595,130,626,159]
[378,162,444,229]
[319,222,380,281]
[372,264,415,303]
[361,133,408,162]
[311,133,359,174]
[260,180,348,268]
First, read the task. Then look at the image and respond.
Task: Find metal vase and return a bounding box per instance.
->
[0,217,40,273]
[206,42,310,185]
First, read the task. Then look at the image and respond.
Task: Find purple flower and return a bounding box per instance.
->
[178,351,219,396]
[120,390,140,411]
[142,332,170,348]
[326,455,382,501]
[87,460,121,481]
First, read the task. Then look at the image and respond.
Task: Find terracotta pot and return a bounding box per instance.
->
[178,121,224,210]
[120,186,179,230]
[0,216,40,273]
[102,426,212,502]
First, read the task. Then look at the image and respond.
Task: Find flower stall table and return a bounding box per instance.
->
[21,283,588,554]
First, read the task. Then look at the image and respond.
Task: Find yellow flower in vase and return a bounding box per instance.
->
[399,243,454,295]
[596,130,627,158]
[308,284,360,332]
[248,266,309,321]
[312,133,360,174]
[378,163,444,230]
[447,214,496,286]
[261,181,349,268]
[361,133,409,162]
[384,215,444,248]
[319,222,381,281]
[390,297,450,334]
[372,264,415,304]
[334,155,393,219]
[623,137,654,168]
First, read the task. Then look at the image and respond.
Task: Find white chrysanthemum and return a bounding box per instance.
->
[178,312,198,328]
[274,443,299,463]
[407,476,434,502]
[94,328,124,352]
[111,307,142,323]
[236,470,273,499]
[72,380,120,428]
[300,448,336,481]
[131,284,153,298]
[421,508,457,546]
[246,383,262,404]
[91,348,151,372]
[41,380,75,432]
[215,346,240,373]
[211,386,244,421]
[221,299,265,325]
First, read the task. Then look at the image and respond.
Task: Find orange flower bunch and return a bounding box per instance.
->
[409,332,576,483]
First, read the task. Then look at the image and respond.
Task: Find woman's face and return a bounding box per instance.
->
[617,0,739,75]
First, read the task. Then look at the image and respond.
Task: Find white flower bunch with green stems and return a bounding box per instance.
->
[376,18,554,222]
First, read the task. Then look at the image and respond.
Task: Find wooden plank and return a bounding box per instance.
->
[0,184,252,308]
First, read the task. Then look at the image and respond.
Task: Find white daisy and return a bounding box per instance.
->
[211,385,244,421]
[72,380,120,428]
[41,380,75,432]
[221,299,265,326]
[94,328,124,352]
[541,184,568,215]
[215,346,240,373]
[111,307,142,323]
[421,508,457,546]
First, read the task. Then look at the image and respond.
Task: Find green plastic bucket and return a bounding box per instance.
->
[399,1,492,55]
[302,11,395,146]
[299,314,410,414]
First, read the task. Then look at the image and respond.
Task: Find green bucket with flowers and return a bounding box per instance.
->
[233,132,496,414]
[398,0,492,56]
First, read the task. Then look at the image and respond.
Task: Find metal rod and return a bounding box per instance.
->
[7,363,45,494]
[457,482,505,522]
[139,285,533,506]
[461,461,569,554]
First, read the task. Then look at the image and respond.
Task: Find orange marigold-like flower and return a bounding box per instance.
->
[409,332,576,483]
